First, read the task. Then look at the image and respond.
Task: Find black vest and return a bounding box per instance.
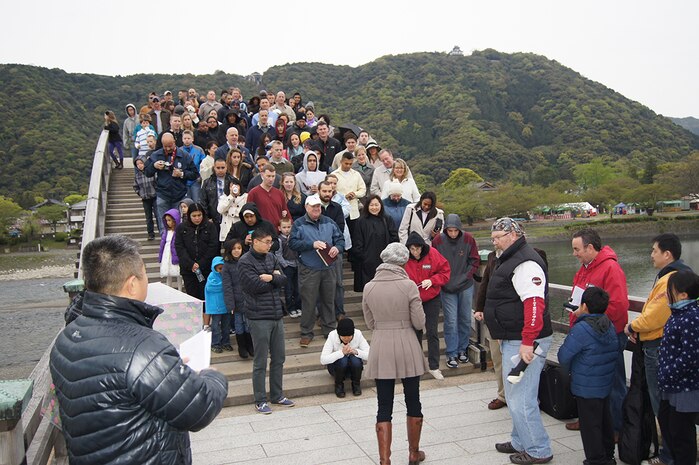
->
[484,237,553,341]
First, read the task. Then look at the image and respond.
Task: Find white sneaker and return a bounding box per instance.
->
[641,458,667,465]
[428,369,444,380]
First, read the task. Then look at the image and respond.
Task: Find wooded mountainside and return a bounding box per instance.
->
[1,50,697,207]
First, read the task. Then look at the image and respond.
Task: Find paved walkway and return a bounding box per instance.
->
[191,379,587,465]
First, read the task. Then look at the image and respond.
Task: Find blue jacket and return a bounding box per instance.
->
[144,147,198,203]
[658,299,699,394]
[205,257,227,315]
[558,313,618,399]
[383,197,411,230]
[289,213,345,270]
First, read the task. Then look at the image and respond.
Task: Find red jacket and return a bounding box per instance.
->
[569,246,629,333]
[404,232,451,302]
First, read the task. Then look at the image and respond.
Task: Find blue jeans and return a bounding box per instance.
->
[609,332,629,434]
[108,140,124,164]
[156,196,182,233]
[129,145,138,159]
[441,286,473,357]
[210,313,231,347]
[234,311,249,335]
[188,182,201,204]
[501,336,553,459]
[326,354,363,378]
[644,339,674,464]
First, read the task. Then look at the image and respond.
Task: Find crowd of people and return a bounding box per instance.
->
[72,87,699,465]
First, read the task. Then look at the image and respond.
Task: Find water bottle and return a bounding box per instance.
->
[194,268,204,283]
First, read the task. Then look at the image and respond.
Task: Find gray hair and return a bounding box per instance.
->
[380,243,410,266]
[82,235,144,295]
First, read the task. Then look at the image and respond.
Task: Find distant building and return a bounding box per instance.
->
[246,72,263,85]
[67,199,87,230]
[448,46,464,56]
[29,199,67,211]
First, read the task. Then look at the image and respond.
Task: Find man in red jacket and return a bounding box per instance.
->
[567,228,629,436]
[405,231,451,379]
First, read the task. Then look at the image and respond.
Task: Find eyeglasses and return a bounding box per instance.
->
[255,239,274,245]
[491,232,510,242]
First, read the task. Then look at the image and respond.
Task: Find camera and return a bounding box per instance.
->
[163,162,172,168]
[563,302,579,313]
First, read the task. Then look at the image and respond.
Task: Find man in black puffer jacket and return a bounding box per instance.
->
[50,235,228,465]
[238,226,294,414]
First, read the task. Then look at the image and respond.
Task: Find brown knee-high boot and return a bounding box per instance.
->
[407,416,425,464]
[375,421,392,464]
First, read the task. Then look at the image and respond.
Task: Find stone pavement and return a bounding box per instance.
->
[191,378,588,465]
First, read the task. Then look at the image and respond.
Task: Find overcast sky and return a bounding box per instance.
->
[3,0,697,117]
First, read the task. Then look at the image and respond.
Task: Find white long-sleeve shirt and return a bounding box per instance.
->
[320,329,370,366]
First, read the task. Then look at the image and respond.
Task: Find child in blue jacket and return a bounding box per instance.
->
[205,256,232,353]
[558,287,618,465]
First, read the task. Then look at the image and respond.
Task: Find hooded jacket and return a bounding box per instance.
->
[238,248,287,320]
[558,313,619,398]
[431,214,480,293]
[658,299,699,394]
[295,152,327,196]
[204,257,227,314]
[570,246,629,333]
[122,103,139,148]
[404,232,451,302]
[49,291,228,465]
[629,259,694,341]
[159,208,181,264]
[223,202,278,252]
[221,257,246,315]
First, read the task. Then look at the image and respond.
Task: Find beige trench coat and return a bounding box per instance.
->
[362,263,429,379]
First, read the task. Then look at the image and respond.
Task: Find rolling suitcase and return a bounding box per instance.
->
[538,360,578,420]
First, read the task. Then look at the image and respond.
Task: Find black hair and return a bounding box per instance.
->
[572,228,602,251]
[341,151,355,161]
[223,238,244,262]
[362,195,385,218]
[82,235,144,295]
[666,270,699,304]
[652,233,681,260]
[418,191,438,221]
[251,224,274,241]
[580,287,609,314]
[186,202,207,227]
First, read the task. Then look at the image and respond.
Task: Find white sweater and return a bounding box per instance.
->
[320,329,370,365]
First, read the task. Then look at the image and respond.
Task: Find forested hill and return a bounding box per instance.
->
[670,116,699,136]
[1,50,697,205]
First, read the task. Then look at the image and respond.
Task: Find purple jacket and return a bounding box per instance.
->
[159,208,181,264]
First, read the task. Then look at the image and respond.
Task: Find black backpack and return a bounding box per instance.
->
[618,342,659,465]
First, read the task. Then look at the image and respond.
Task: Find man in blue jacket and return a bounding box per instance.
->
[558,287,619,465]
[289,194,345,348]
[145,133,198,232]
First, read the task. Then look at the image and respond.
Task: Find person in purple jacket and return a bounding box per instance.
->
[159,208,181,290]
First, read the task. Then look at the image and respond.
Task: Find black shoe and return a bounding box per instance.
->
[351,381,362,396]
[458,351,470,363]
[335,382,345,398]
[235,334,249,359]
[496,442,519,454]
[509,451,553,464]
[147,234,155,241]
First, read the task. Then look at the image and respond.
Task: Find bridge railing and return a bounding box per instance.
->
[76,129,111,279]
[0,133,112,465]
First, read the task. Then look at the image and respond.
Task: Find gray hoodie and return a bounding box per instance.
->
[122,104,139,149]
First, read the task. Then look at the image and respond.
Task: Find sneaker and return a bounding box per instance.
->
[458,351,470,363]
[641,458,667,465]
[509,451,553,464]
[203,324,211,332]
[289,309,301,318]
[211,346,223,353]
[446,357,459,369]
[147,234,155,241]
[299,337,311,348]
[222,344,234,352]
[272,397,295,407]
[428,368,444,380]
[496,442,520,454]
[255,402,272,414]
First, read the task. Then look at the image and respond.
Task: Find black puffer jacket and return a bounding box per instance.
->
[175,219,220,278]
[238,249,287,320]
[49,291,228,465]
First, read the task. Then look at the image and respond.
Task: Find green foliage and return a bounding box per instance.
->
[0,197,24,230]
[36,204,67,233]
[54,232,69,242]
[64,194,87,205]
[2,51,699,206]
[443,168,483,190]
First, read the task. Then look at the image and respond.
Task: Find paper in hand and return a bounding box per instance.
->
[179,330,212,372]
[506,341,543,384]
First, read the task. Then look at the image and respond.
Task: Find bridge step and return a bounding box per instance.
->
[103,163,476,410]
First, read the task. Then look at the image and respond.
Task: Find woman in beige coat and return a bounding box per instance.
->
[363,242,429,465]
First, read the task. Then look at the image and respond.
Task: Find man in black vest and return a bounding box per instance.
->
[483,217,554,465]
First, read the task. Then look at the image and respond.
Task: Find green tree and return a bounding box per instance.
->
[64,194,87,205]
[573,157,619,190]
[443,168,483,190]
[641,158,658,184]
[0,196,24,230]
[36,204,67,234]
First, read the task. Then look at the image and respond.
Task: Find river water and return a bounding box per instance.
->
[1,235,698,380]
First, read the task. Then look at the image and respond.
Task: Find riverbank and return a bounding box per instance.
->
[0,248,75,280]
